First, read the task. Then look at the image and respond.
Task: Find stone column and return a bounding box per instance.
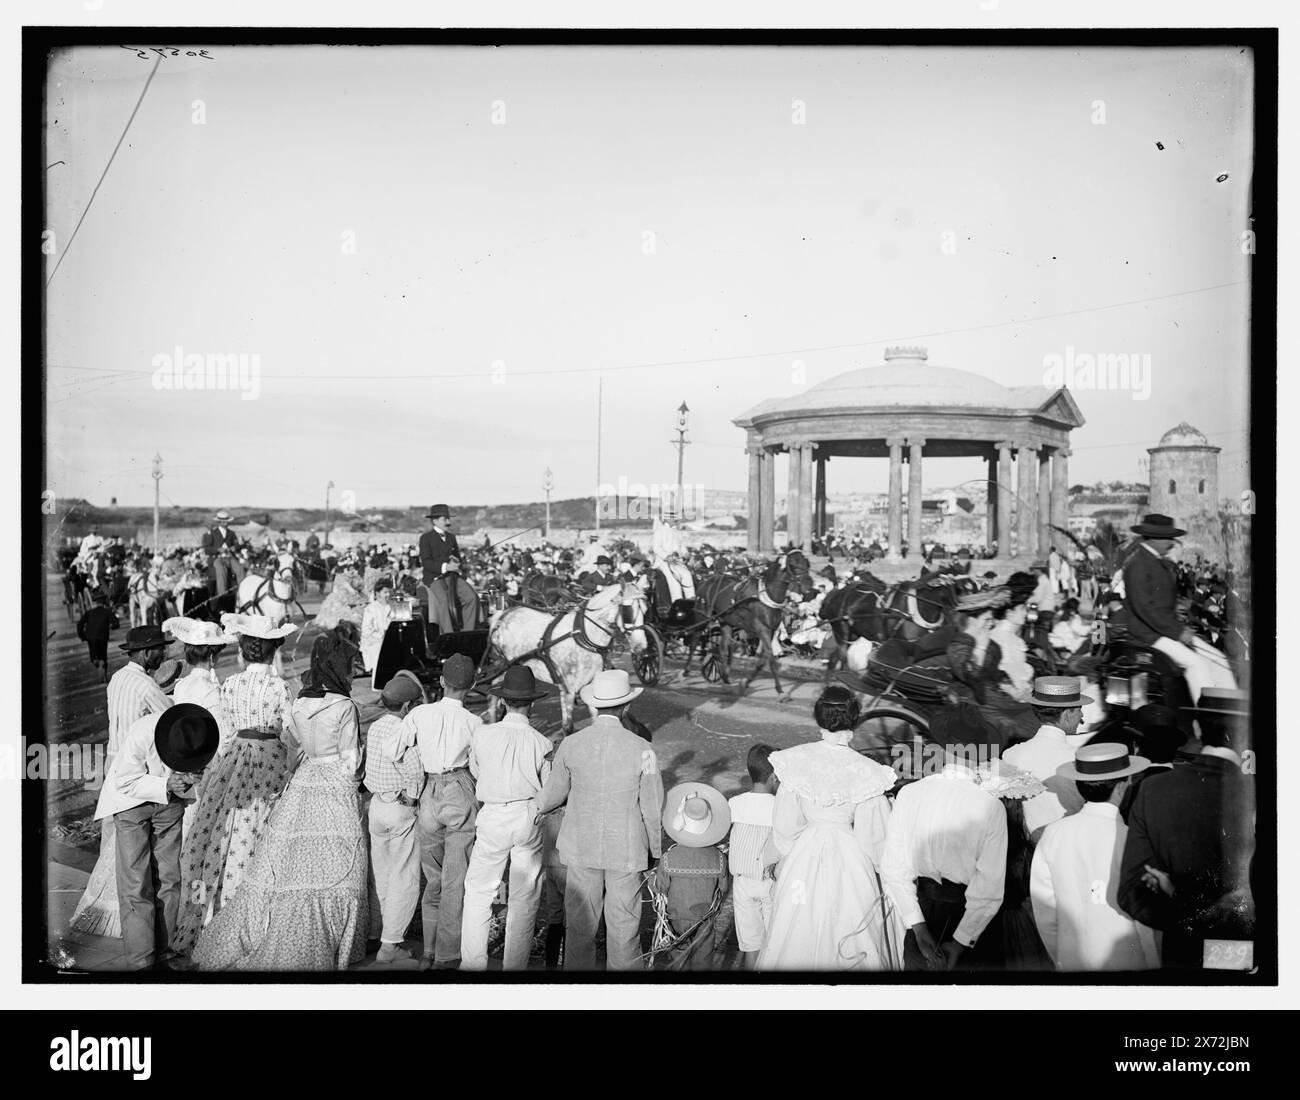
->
[798,443,816,548]
[814,452,827,538]
[986,451,998,549]
[1050,447,1070,545]
[1038,449,1051,557]
[886,436,904,562]
[997,440,1014,558]
[907,438,926,558]
[746,446,762,552]
[1016,439,1037,559]
[759,447,775,552]
[786,444,803,548]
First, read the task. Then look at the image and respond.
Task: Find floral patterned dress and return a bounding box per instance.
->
[172,662,292,955]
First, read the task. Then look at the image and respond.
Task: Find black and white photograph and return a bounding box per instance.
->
[20,9,1281,1037]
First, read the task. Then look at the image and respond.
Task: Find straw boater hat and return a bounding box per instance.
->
[154,703,220,774]
[214,510,232,522]
[1130,513,1186,539]
[662,782,731,848]
[219,612,298,640]
[1056,742,1150,782]
[1029,675,1094,708]
[162,617,235,647]
[579,669,642,710]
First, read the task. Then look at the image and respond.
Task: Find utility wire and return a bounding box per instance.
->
[45,56,162,289]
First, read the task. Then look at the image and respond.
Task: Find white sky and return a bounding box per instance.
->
[45,44,1254,509]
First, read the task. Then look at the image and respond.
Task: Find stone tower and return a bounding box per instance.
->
[1146,422,1224,562]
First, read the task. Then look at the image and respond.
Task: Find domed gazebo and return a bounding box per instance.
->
[734,347,1086,559]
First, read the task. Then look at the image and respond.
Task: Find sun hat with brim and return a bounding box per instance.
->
[662,782,732,848]
[1130,513,1186,539]
[1180,688,1249,718]
[154,703,220,773]
[496,665,547,703]
[579,669,642,710]
[162,617,235,647]
[1057,742,1151,782]
[219,613,298,640]
[118,624,170,652]
[1029,676,1094,708]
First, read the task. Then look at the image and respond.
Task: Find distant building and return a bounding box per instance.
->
[1146,422,1225,562]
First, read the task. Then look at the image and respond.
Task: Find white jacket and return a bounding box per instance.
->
[93,712,171,820]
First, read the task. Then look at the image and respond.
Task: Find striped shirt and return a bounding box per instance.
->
[726,791,778,881]
[364,713,425,800]
[221,663,293,736]
[106,661,171,757]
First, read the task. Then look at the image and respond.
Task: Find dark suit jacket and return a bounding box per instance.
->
[1122,546,1182,645]
[1118,754,1254,965]
[419,527,461,584]
[200,525,241,557]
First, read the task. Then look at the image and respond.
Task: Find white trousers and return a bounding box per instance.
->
[1151,635,1237,704]
[368,796,421,944]
[460,802,544,971]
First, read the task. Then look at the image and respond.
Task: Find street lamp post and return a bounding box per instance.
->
[324,480,334,545]
[543,467,554,539]
[152,453,162,552]
[673,401,690,518]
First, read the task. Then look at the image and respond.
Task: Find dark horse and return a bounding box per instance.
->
[693,549,815,698]
[821,569,975,678]
[519,570,573,609]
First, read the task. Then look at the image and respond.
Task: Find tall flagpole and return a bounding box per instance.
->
[594,376,603,534]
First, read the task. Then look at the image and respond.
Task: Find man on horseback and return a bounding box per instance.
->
[1122,514,1237,705]
[201,510,242,597]
[418,503,482,634]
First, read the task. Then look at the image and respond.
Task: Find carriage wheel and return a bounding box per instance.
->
[633,627,662,687]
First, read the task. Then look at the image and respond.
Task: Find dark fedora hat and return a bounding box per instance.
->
[1130,513,1186,539]
[154,703,219,773]
[497,665,547,703]
[1180,687,1249,718]
[426,503,451,519]
[118,624,170,652]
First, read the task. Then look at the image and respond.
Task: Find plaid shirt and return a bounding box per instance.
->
[364,713,425,801]
[221,663,292,736]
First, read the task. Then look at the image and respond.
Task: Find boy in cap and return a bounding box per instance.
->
[365,670,427,963]
[77,591,119,682]
[401,652,481,970]
[460,666,554,970]
[653,782,731,970]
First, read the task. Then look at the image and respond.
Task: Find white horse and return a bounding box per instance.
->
[488,581,643,733]
[236,569,297,624]
[127,568,168,627]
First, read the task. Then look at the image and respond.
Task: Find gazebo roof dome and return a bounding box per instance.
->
[1155,422,1211,447]
[738,347,1057,422]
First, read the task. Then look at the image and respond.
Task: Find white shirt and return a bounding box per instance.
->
[401,696,481,774]
[94,712,172,820]
[173,667,235,755]
[1002,725,1086,837]
[1030,802,1160,971]
[468,711,553,804]
[106,661,171,758]
[991,620,1033,699]
[881,766,1007,947]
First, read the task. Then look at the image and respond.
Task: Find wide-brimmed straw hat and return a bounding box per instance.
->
[214,510,233,522]
[219,613,298,640]
[1029,676,1094,708]
[662,782,731,848]
[162,617,235,647]
[1130,513,1186,539]
[579,669,642,709]
[1057,742,1151,782]
[154,703,220,773]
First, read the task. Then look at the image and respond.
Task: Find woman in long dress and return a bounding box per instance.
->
[193,629,369,971]
[757,686,903,971]
[172,614,296,956]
